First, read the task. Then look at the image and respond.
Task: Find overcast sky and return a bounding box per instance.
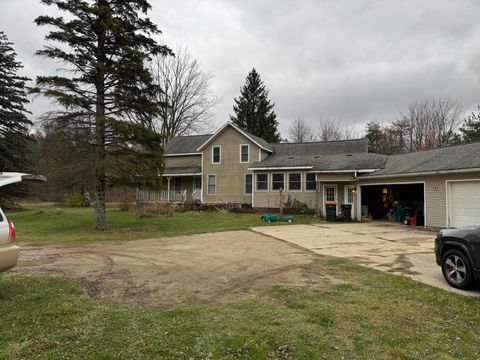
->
[2,0,480,137]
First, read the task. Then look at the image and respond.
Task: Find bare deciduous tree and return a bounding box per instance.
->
[288,117,316,143]
[150,46,220,145]
[395,97,463,151]
[317,117,343,141]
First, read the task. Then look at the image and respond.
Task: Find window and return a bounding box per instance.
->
[212,146,221,164]
[272,173,285,191]
[288,173,301,191]
[346,186,355,203]
[207,175,216,195]
[256,173,268,191]
[305,173,316,191]
[245,174,253,194]
[174,177,182,194]
[240,144,249,163]
[325,186,336,202]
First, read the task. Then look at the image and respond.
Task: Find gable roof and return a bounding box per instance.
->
[164,134,212,155]
[361,141,480,178]
[196,122,273,153]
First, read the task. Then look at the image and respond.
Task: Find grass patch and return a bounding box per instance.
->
[2,258,480,359]
[7,203,318,244]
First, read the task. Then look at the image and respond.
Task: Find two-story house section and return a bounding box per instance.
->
[162,122,273,204]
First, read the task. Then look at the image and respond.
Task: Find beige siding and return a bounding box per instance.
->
[253,170,357,216]
[164,155,201,168]
[202,126,261,203]
[358,172,480,228]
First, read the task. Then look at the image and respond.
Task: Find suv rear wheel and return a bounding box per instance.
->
[441,249,474,290]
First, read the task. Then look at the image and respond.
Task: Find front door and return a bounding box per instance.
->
[344,185,355,219]
[323,185,337,216]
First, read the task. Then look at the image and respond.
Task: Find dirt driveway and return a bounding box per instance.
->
[253,222,480,296]
[13,230,334,308]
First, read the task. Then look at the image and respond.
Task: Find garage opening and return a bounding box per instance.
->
[360,183,425,226]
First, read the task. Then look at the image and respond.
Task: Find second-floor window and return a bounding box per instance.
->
[212,146,221,164]
[240,144,249,163]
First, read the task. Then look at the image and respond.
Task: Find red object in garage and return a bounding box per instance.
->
[410,215,417,227]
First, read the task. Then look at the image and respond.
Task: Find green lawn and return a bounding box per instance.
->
[3,204,480,358]
[1,259,480,359]
[7,203,318,244]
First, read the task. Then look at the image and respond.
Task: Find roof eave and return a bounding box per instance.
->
[360,167,480,179]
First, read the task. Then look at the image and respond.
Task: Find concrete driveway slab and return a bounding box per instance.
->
[252,222,480,297]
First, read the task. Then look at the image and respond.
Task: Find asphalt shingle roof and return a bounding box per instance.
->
[164,134,212,154]
[250,138,372,169]
[269,138,368,156]
[362,141,480,177]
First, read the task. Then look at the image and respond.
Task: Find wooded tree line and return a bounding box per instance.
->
[288,97,480,154]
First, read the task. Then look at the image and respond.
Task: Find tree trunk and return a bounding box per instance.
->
[94,7,107,231]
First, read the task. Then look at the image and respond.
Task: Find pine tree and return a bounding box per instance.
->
[0,31,32,172]
[230,68,281,143]
[33,0,172,230]
[459,107,480,143]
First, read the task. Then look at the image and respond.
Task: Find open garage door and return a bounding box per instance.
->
[359,183,425,227]
[448,181,480,228]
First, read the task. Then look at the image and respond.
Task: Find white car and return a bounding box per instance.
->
[0,172,46,272]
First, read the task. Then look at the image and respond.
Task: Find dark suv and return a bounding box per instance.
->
[435,227,480,289]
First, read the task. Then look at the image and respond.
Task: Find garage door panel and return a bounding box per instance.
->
[449,181,480,228]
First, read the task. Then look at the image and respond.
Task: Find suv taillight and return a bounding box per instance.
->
[7,220,16,244]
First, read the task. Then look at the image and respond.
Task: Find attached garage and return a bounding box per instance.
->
[447,180,480,228]
[358,182,425,227]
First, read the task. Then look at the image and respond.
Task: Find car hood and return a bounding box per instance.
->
[439,227,480,239]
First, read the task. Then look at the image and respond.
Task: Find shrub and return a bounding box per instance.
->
[64,192,84,207]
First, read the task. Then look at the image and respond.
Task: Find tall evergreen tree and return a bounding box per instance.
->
[230,68,280,143]
[33,0,172,230]
[458,107,480,143]
[0,31,32,172]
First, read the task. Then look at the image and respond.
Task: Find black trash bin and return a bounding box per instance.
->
[325,202,337,222]
[341,204,352,222]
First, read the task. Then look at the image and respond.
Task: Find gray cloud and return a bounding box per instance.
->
[2,0,480,136]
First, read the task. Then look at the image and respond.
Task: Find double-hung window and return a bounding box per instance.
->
[288,173,301,191]
[245,174,253,194]
[305,173,316,191]
[212,146,221,164]
[272,173,285,191]
[240,144,249,163]
[256,173,268,191]
[207,175,216,195]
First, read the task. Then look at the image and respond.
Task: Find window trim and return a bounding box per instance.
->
[255,173,269,192]
[211,145,221,164]
[271,173,285,191]
[207,174,216,195]
[305,172,317,192]
[244,173,253,195]
[240,144,249,163]
[288,173,302,192]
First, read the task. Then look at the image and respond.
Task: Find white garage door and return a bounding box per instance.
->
[448,181,480,228]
